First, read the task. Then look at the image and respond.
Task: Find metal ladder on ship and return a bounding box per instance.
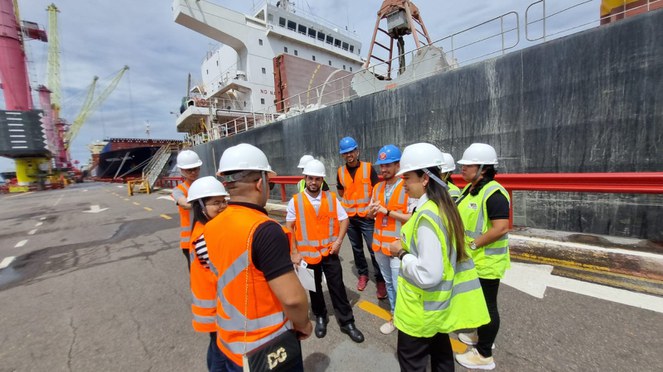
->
[127,144,174,196]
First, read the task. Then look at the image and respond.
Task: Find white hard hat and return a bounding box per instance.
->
[457,143,498,165]
[440,152,456,173]
[396,143,445,176]
[297,154,314,169]
[177,150,203,169]
[302,159,325,177]
[187,176,229,202]
[217,143,276,175]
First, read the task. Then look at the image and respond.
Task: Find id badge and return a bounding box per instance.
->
[381,216,389,227]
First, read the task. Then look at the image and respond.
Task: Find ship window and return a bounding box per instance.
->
[261,98,265,104]
[342,42,349,51]
[284,46,288,53]
[294,50,298,56]
[279,17,286,27]
[334,39,341,47]
[206,69,209,75]
[350,66,353,72]
[349,45,354,53]
[287,20,296,31]
[328,60,332,66]
[326,35,333,44]
[262,67,266,74]
[312,55,316,61]
[308,28,316,38]
[216,60,218,66]
[317,32,325,41]
[298,24,306,35]
[343,64,346,70]
[259,39,263,46]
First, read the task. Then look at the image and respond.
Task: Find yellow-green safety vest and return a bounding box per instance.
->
[458,180,511,279]
[394,199,490,337]
[447,182,460,201]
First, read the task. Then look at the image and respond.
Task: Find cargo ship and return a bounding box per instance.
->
[92,138,182,179]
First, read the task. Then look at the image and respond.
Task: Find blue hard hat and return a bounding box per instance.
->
[339,136,358,154]
[375,144,402,165]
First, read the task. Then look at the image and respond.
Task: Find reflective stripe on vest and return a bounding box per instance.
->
[372,180,408,255]
[458,180,511,278]
[338,162,372,217]
[447,182,460,200]
[189,222,217,333]
[297,179,306,193]
[177,182,192,249]
[294,191,340,264]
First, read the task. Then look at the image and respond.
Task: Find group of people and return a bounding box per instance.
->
[172,137,511,372]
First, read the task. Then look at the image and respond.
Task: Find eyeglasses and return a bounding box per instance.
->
[205,200,228,207]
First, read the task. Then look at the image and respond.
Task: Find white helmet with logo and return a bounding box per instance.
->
[396,143,445,176]
[297,154,314,169]
[187,176,229,202]
[217,143,276,175]
[302,159,325,177]
[457,143,498,165]
[440,152,456,173]
[176,150,203,169]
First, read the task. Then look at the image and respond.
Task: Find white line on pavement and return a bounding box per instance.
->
[28,229,37,235]
[14,240,28,248]
[0,256,16,269]
[35,222,43,227]
[53,195,64,206]
[39,217,46,221]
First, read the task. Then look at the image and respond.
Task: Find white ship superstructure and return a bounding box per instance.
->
[173,0,364,134]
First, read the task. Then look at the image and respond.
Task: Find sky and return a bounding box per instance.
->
[0,0,601,172]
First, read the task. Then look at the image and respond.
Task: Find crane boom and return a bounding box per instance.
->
[46,3,60,112]
[64,65,129,148]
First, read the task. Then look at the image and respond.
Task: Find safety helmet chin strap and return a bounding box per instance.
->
[198,199,210,220]
[472,164,485,184]
[423,168,449,190]
[261,171,270,203]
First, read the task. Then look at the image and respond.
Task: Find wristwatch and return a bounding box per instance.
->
[470,241,477,250]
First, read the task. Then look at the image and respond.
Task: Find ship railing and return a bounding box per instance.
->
[271,172,663,229]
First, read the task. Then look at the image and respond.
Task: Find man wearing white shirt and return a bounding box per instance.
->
[286,159,365,343]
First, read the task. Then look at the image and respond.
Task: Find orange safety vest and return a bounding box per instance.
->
[175,181,192,249]
[293,191,340,265]
[204,204,291,367]
[189,221,217,333]
[371,179,409,256]
[337,161,373,217]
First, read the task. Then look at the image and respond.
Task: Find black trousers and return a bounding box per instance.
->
[308,254,354,326]
[477,278,501,357]
[397,330,454,372]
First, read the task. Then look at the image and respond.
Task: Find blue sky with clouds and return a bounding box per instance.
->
[1,0,600,172]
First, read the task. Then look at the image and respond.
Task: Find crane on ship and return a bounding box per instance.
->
[351,0,453,96]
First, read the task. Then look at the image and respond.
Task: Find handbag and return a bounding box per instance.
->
[241,224,302,372]
[242,330,302,371]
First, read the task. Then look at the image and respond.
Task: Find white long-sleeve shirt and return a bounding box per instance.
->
[400,194,444,289]
[286,190,348,222]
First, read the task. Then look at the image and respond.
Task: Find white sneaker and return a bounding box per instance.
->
[455,348,496,370]
[457,332,496,349]
[379,320,396,334]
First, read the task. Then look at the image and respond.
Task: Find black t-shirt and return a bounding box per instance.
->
[229,202,294,281]
[460,182,510,220]
[336,161,379,190]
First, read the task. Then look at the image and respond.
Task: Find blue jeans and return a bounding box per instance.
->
[374,251,400,313]
[347,216,384,282]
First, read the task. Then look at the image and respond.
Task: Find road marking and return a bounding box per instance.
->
[53,195,64,206]
[117,185,124,188]
[357,299,467,353]
[35,222,43,227]
[0,256,16,269]
[511,234,663,260]
[83,205,109,213]
[160,214,172,220]
[7,191,34,198]
[503,262,663,313]
[28,229,38,235]
[39,217,46,221]
[144,207,153,211]
[157,196,174,201]
[15,240,28,248]
[133,202,140,206]
[124,198,129,201]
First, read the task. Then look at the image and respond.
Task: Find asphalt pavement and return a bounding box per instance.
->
[1,183,661,371]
